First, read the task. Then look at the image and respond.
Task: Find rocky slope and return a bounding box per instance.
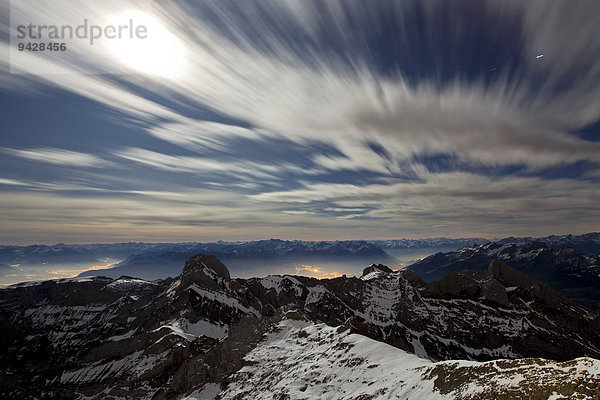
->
[410,240,600,310]
[1,254,599,399]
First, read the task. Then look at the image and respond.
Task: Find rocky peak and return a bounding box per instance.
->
[421,260,571,309]
[398,268,425,285]
[425,272,483,298]
[489,259,534,287]
[488,259,564,310]
[179,254,230,290]
[362,263,393,277]
[419,268,508,305]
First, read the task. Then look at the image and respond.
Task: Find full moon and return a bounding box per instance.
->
[106,10,184,77]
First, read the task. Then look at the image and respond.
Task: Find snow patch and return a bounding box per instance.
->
[181,383,221,400]
[106,277,154,288]
[154,318,227,340]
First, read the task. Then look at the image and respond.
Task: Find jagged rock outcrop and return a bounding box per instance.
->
[362,263,394,276]
[489,259,565,310]
[179,254,230,291]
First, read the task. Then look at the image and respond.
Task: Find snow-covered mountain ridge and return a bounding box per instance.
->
[371,232,600,255]
[1,254,599,399]
[219,318,600,400]
[410,239,600,310]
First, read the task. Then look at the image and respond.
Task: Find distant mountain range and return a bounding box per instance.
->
[370,237,490,249]
[0,242,170,266]
[3,234,600,312]
[372,232,600,255]
[409,234,600,310]
[78,239,395,280]
[494,232,600,256]
[1,254,599,398]
[3,233,597,269]
[1,238,480,268]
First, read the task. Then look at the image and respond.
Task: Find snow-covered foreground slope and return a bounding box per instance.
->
[207,318,600,400]
[218,318,444,400]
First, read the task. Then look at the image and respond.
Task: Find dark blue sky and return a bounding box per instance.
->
[1,0,599,244]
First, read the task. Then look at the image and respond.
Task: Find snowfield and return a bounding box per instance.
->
[201,319,600,400]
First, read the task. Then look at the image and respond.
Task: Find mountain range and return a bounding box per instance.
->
[3,233,600,314]
[1,253,599,399]
[410,238,600,310]
[78,239,395,280]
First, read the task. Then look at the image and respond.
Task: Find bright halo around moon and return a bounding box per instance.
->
[106,10,184,78]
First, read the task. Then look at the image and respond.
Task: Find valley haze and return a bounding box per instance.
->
[0,237,488,286]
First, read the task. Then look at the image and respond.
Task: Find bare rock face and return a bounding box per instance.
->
[179,254,230,291]
[166,312,280,397]
[489,259,565,310]
[426,272,483,299]
[362,263,394,276]
[424,265,509,305]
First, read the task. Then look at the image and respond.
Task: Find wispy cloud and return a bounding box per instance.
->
[148,120,269,152]
[1,0,599,241]
[249,168,600,236]
[3,1,600,172]
[0,178,29,186]
[114,147,302,181]
[4,147,107,167]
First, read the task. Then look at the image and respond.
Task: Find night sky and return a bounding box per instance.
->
[1,0,599,244]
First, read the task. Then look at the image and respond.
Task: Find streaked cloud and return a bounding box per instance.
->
[4,147,107,167]
[0,178,29,186]
[114,147,314,181]
[0,0,599,242]
[148,120,268,152]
